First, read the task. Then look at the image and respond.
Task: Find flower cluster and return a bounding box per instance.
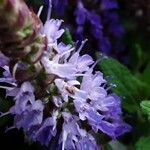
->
[51,0,125,56]
[0,0,131,149]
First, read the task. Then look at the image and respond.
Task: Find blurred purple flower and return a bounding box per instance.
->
[50,0,125,57]
[74,1,87,26]
[101,0,118,10]
[52,0,68,16]
[0,52,9,67]
[76,137,99,150]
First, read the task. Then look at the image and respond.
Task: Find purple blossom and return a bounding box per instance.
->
[52,0,68,16]
[50,0,125,57]
[12,100,44,131]
[42,19,64,43]
[74,1,87,26]
[80,70,107,100]
[31,113,57,146]
[0,66,16,86]
[76,137,99,150]
[0,52,9,67]
[61,112,98,150]
[103,11,124,38]
[41,54,77,79]
[8,82,44,131]
[61,112,81,149]
[74,69,131,138]
[55,42,73,56]
[52,96,63,107]
[54,79,87,102]
[101,0,118,10]
[68,43,94,72]
[0,1,131,149]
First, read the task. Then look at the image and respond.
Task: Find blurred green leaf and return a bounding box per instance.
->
[140,62,150,85]
[97,57,150,113]
[62,28,73,45]
[0,99,11,111]
[109,141,126,150]
[0,116,10,127]
[136,136,150,150]
[0,97,12,127]
[25,0,44,7]
[129,44,143,72]
[140,100,150,120]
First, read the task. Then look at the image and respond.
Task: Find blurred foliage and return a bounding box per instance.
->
[118,0,150,71]
[136,136,150,150]
[97,57,150,113]
[140,100,150,120]
[140,62,150,85]
[0,95,13,127]
[25,0,44,7]
[62,28,73,45]
[97,56,150,149]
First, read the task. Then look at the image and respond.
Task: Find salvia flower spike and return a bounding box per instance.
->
[0,0,131,149]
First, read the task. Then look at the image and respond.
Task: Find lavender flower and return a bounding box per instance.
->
[0,66,16,86]
[0,0,131,149]
[31,112,58,146]
[52,0,68,16]
[49,0,125,58]
[42,19,65,43]
[61,112,99,150]
[12,99,44,131]
[101,0,118,10]
[0,52,9,67]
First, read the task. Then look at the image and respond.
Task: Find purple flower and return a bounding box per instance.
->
[98,37,111,53]
[55,42,73,56]
[0,1,131,149]
[0,52,9,67]
[0,66,16,86]
[41,54,77,79]
[52,0,68,16]
[42,19,64,43]
[80,70,106,100]
[101,0,118,10]
[32,112,57,146]
[54,79,87,102]
[103,11,124,38]
[88,12,101,28]
[50,0,125,58]
[74,1,87,25]
[74,69,131,138]
[61,112,98,150]
[7,82,44,131]
[69,49,94,73]
[10,82,35,114]
[52,96,63,107]
[12,100,44,131]
[76,137,99,150]
[61,112,81,149]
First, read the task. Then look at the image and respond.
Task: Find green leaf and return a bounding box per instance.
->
[25,0,44,7]
[62,28,73,45]
[140,62,150,85]
[0,95,13,111]
[109,141,126,150]
[129,43,143,72]
[97,57,149,113]
[140,100,150,120]
[136,136,150,150]
[0,98,12,127]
